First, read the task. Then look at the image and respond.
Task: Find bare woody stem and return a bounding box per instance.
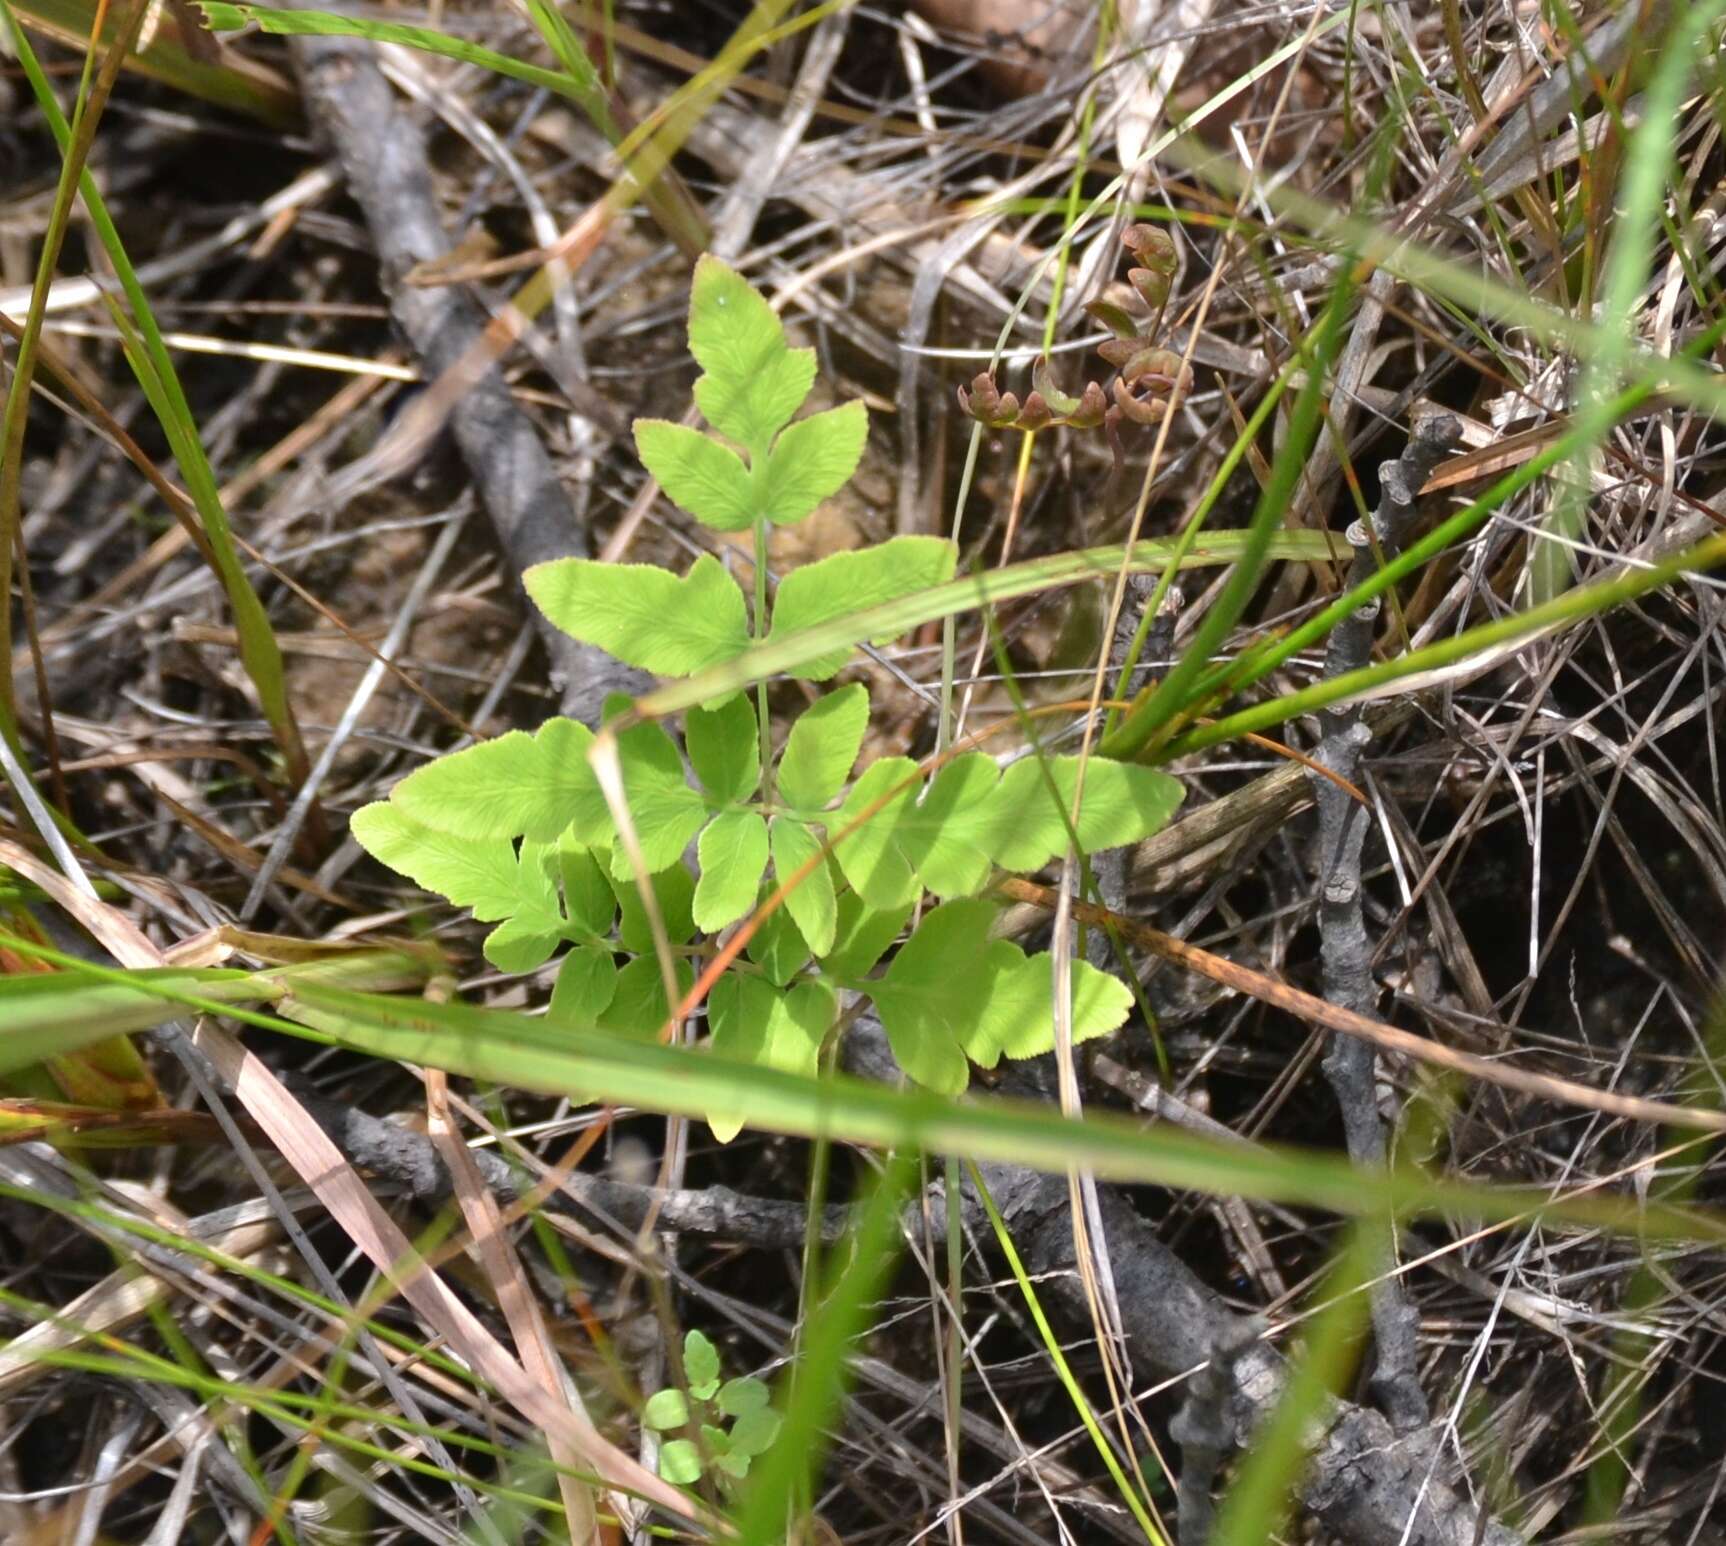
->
[1309,412,1461,1432]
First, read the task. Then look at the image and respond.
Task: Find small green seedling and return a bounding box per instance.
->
[643,1330,781,1486]
[351,255,1185,1135]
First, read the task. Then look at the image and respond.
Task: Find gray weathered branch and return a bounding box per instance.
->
[1310,414,1461,1432]
[291,31,646,725]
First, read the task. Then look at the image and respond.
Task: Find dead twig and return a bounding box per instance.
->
[1308,413,1461,1431]
[289,31,645,726]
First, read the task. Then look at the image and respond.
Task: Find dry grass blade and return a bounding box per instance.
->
[0,834,705,1523]
[1000,879,1726,1135]
[424,1068,605,1541]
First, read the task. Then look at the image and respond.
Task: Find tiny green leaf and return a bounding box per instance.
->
[722,978,828,1067]
[746,903,811,987]
[606,718,708,878]
[557,841,616,938]
[482,916,563,974]
[612,784,709,882]
[970,950,1132,1065]
[769,818,836,958]
[898,752,1000,898]
[683,1330,721,1398]
[706,974,776,1142]
[618,715,690,786]
[612,861,696,952]
[768,536,958,679]
[831,757,921,911]
[686,693,760,804]
[863,899,1127,1087]
[708,976,833,1141]
[772,980,835,1078]
[642,1388,689,1430]
[868,899,997,1094]
[708,971,775,1054]
[688,255,814,451]
[758,401,868,525]
[351,803,520,920]
[565,790,616,854]
[516,838,562,916]
[819,893,911,978]
[980,756,1185,871]
[389,718,599,842]
[547,943,617,1027]
[634,419,755,531]
[717,1376,770,1417]
[353,806,571,966]
[715,1449,752,1480]
[727,1406,782,1457]
[658,1439,702,1485]
[776,684,868,812]
[1021,952,1132,1062]
[694,811,770,933]
[597,955,694,1038]
[524,554,750,677]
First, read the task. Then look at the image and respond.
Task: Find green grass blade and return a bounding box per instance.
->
[196,2,595,98]
[1206,1224,1377,1546]
[0,1177,485,1391]
[1164,527,1726,758]
[507,0,612,128]
[156,981,1726,1238]
[197,0,710,254]
[10,0,298,123]
[0,947,431,1071]
[971,1160,1168,1543]
[1104,339,1299,739]
[1101,275,1355,762]
[734,1150,917,1545]
[1149,124,1726,425]
[1163,301,1726,735]
[5,10,312,785]
[0,0,146,743]
[1536,0,1726,602]
[6,939,1722,1243]
[270,984,1726,1238]
[1105,102,1420,761]
[634,530,1347,717]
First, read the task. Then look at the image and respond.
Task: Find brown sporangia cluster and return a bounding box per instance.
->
[957,223,1192,433]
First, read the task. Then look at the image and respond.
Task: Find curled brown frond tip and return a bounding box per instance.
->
[957,364,1108,433]
[958,222,1187,436]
